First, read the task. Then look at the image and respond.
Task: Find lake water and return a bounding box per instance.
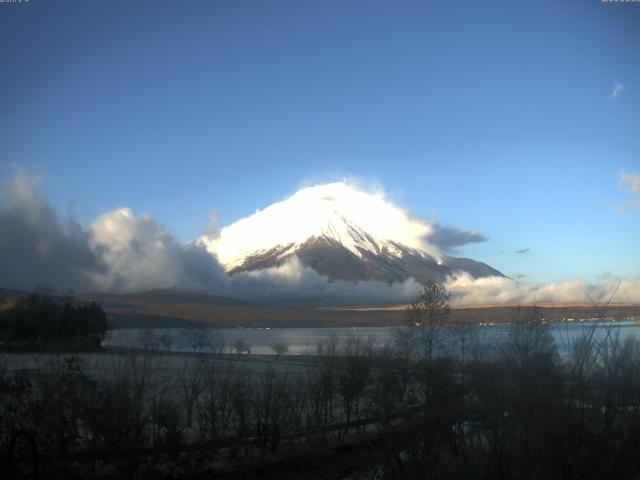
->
[104,319,640,355]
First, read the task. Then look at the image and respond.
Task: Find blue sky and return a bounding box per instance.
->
[1,0,638,285]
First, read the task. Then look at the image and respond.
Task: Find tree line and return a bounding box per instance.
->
[0,288,108,350]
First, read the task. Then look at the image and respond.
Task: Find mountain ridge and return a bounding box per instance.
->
[202,182,505,283]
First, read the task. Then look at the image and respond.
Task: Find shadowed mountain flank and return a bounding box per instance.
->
[229,235,504,283]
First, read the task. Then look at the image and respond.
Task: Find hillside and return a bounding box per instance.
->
[3,287,638,329]
[76,289,640,328]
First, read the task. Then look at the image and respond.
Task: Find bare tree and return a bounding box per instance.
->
[197,359,236,448]
[394,279,451,361]
[208,329,226,355]
[501,306,556,367]
[342,334,375,357]
[181,323,210,353]
[158,332,173,353]
[233,338,251,355]
[138,328,160,352]
[253,369,290,455]
[271,342,289,359]
[338,355,371,428]
[177,358,204,429]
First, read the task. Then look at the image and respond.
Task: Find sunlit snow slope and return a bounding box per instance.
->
[201,182,503,283]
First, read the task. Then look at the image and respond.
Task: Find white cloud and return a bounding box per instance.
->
[618,170,640,211]
[446,273,640,306]
[621,171,640,194]
[229,261,640,307]
[1,170,638,308]
[88,208,227,293]
[227,256,422,305]
[0,171,227,293]
[0,171,105,291]
[611,82,624,99]
[201,180,442,269]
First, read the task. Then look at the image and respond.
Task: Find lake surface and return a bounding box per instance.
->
[104,319,640,355]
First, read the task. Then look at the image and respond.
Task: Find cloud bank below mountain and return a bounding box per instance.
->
[1,171,638,306]
[447,273,640,307]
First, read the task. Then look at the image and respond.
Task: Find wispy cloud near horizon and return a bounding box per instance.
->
[447,273,640,307]
[611,82,625,99]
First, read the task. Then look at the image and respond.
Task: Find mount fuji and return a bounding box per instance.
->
[200,182,504,284]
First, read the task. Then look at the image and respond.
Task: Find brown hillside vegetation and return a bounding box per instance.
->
[71,289,640,328]
[3,288,638,329]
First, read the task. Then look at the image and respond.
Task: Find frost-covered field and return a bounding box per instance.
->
[0,349,314,380]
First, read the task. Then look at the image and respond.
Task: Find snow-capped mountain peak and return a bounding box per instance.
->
[201,182,438,270]
[200,181,504,284]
